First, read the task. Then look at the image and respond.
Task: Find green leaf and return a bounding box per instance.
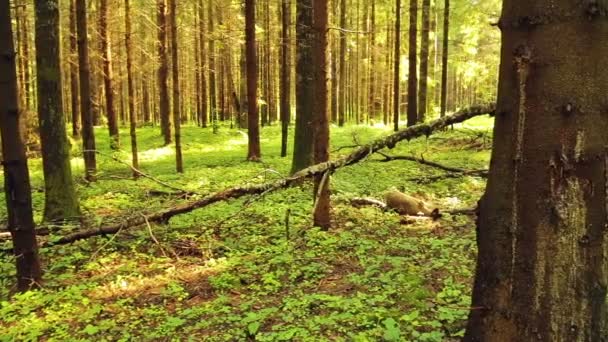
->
[382,318,401,341]
[247,321,261,336]
[83,324,100,336]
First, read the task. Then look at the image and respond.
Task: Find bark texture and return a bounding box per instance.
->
[76,0,98,181]
[157,0,171,145]
[393,0,401,131]
[465,1,608,340]
[35,0,81,221]
[125,0,139,178]
[1,0,42,291]
[292,0,315,172]
[406,0,418,126]
[312,0,331,229]
[245,0,261,161]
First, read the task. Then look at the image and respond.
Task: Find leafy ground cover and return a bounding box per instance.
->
[0,117,493,341]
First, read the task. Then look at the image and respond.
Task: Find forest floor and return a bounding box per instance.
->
[0,117,493,341]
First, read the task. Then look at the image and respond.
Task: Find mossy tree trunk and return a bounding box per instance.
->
[465,1,608,340]
[34,0,81,222]
[76,0,97,182]
[292,0,314,173]
[1,0,42,291]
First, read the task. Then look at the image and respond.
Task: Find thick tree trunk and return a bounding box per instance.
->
[292,0,315,172]
[393,0,401,131]
[124,0,139,178]
[465,1,608,340]
[35,0,81,221]
[245,0,261,161]
[76,0,98,182]
[157,0,171,145]
[100,0,119,149]
[406,0,418,126]
[312,0,331,229]
[280,0,291,158]
[418,0,430,122]
[69,0,81,137]
[0,0,42,291]
[440,0,449,117]
[169,0,183,172]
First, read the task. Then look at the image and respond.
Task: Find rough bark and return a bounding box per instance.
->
[100,0,119,149]
[245,0,261,161]
[280,0,291,158]
[157,0,171,145]
[35,0,81,221]
[69,0,81,137]
[393,0,402,131]
[418,0,430,122]
[312,0,330,229]
[292,0,315,172]
[406,0,418,127]
[76,0,98,182]
[47,104,493,246]
[465,1,608,340]
[125,0,139,178]
[169,0,183,172]
[1,0,42,291]
[440,0,449,117]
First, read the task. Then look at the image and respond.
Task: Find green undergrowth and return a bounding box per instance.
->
[0,116,493,341]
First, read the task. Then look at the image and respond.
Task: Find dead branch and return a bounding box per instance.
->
[375,151,470,173]
[44,104,495,247]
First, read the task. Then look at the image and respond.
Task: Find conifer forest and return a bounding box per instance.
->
[1,0,607,340]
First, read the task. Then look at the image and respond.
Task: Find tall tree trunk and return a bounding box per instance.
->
[418,0,430,122]
[1,0,42,291]
[100,0,119,149]
[312,0,331,229]
[291,0,314,172]
[34,0,81,223]
[208,2,218,133]
[338,0,346,127]
[169,0,183,172]
[76,0,97,182]
[69,0,81,137]
[157,0,171,145]
[280,0,291,158]
[406,0,418,126]
[439,0,449,117]
[393,0,401,131]
[465,1,608,340]
[198,0,208,128]
[368,0,376,123]
[125,0,139,178]
[245,0,261,161]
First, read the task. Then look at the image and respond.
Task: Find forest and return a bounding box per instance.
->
[1,0,606,340]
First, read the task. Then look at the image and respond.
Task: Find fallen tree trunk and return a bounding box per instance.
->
[46,104,495,247]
